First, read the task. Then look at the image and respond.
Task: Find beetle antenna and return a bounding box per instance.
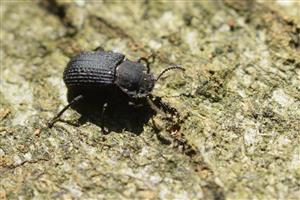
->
[155,65,185,81]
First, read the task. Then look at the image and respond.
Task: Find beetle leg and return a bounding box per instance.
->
[100,103,109,134]
[137,57,151,73]
[93,46,104,51]
[137,54,155,73]
[146,96,166,117]
[48,95,84,128]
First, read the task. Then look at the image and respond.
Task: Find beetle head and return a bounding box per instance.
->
[115,60,155,98]
[116,60,185,98]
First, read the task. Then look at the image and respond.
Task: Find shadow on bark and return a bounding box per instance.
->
[65,87,165,135]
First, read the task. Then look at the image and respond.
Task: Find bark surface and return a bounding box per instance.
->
[1,1,300,199]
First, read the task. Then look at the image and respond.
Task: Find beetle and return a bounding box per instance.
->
[48,49,184,128]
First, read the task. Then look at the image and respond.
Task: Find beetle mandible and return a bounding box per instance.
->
[48,49,184,127]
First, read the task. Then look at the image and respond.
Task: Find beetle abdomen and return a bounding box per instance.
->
[64,50,125,87]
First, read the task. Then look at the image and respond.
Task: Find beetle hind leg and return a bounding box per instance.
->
[48,95,84,128]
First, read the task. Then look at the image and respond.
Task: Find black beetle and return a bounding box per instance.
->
[48,49,184,128]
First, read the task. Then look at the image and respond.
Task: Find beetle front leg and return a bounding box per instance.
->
[146,96,166,117]
[137,54,155,73]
